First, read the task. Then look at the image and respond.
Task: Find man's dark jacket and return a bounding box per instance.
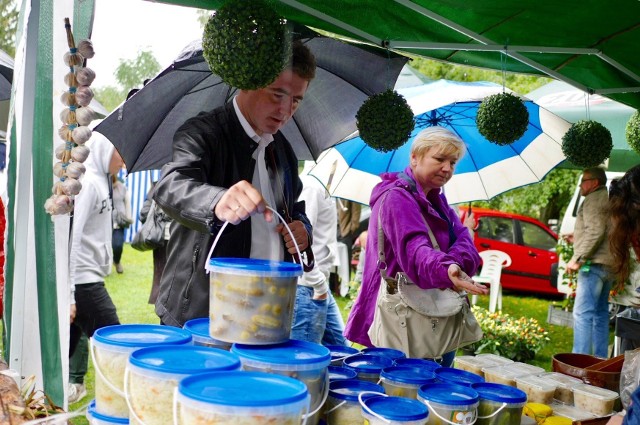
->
[153,102,311,327]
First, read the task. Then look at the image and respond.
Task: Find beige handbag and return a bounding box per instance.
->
[367,191,483,359]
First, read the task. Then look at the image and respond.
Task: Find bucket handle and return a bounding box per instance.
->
[476,402,507,420]
[205,205,304,274]
[323,400,347,415]
[124,367,150,425]
[302,372,330,421]
[89,337,126,398]
[424,400,478,425]
[358,391,390,424]
[22,411,86,424]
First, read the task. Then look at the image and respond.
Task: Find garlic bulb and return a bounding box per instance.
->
[51,181,63,195]
[66,162,86,179]
[55,143,67,160]
[75,67,96,86]
[77,40,95,59]
[58,124,72,141]
[60,91,73,106]
[53,161,65,178]
[61,178,82,196]
[75,86,94,107]
[60,107,76,125]
[63,51,84,67]
[71,145,90,162]
[64,72,78,87]
[71,126,92,144]
[75,107,95,126]
[45,194,73,215]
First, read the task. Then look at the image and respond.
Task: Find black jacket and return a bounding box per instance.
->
[153,102,311,327]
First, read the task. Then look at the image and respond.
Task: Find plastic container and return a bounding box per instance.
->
[342,354,394,383]
[380,367,437,399]
[326,345,360,366]
[475,354,514,366]
[394,358,441,372]
[328,365,358,381]
[471,382,527,425]
[125,345,241,425]
[482,362,544,387]
[207,257,302,345]
[435,367,485,387]
[417,383,479,425]
[361,395,429,424]
[231,340,330,425]
[454,355,510,378]
[572,383,619,416]
[176,371,310,425]
[362,347,407,362]
[87,400,129,425]
[537,372,583,404]
[548,401,597,421]
[514,374,556,404]
[324,379,385,425]
[183,317,232,350]
[91,324,192,418]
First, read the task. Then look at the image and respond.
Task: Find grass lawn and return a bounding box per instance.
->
[69,244,590,422]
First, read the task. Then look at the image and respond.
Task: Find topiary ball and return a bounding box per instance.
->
[626,111,640,155]
[561,120,613,168]
[202,0,291,90]
[356,89,415,153]
[476,92,529,145]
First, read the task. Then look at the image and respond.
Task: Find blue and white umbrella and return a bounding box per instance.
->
[309,79,571,205]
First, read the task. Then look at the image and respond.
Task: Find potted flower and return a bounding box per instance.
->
[548,238,576,328]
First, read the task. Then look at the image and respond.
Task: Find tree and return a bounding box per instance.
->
[0,0,18,56]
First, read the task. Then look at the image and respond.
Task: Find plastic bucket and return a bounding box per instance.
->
[206,258,302,345]
[328,365,358,381]
[361,395,429,424]
[362,347,407,362]
[342,354,394,383]
[380,366,437,399]
[176,371,310,425]
[87,400,129,425]
[435,367,485,387]
[183,317,232,350]
[324,379,385,425]
[418,383,479,425]
[326,345,360,366]
[125,345,241,425]
[471,383,527,425]
[91,324,192,418]
[394,358,441,372]
[231,339,331,425]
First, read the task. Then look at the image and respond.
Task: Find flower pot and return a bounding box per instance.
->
[547,304,573,328]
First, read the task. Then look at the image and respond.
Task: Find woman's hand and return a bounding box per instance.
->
[448,264,489,295]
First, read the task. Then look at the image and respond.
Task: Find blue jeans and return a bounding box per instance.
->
[291,285,347,346]
[572,264,614,357]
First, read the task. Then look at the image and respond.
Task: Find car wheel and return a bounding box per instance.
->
[609,303,626,327]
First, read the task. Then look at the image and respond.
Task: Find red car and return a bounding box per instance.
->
[460,207,560,296]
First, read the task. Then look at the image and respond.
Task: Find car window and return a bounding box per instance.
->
[477,217,514,243]
[520,220,557,251]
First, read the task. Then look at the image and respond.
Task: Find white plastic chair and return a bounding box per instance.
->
[471,250,512,313]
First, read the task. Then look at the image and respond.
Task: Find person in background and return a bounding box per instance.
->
[566,167,615,358]
[337,199,362,268]
[292,161,347,346]
[68,133,124,403]
[344,127,487,367]
[152,41,315,327]
[111,173,133,274]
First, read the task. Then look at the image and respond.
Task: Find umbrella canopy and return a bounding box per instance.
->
[157,0,640,112]
[0,49,14,101]
[309,79,571,205]
[95,28,407,173]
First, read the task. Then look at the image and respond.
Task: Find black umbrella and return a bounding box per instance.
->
[0,49,14,101]
[95,27,407,173]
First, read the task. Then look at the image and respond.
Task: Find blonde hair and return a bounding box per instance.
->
[410,126,466,161]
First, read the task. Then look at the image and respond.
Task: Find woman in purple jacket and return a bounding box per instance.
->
[344,126,488,366]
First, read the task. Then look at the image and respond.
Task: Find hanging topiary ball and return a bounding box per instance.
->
[626,111,640,155]
[356,89,415,152]
[476,92,529,145]
[561,120,613,168]
[202,0,291,90]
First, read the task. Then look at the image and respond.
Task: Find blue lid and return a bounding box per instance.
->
[328,365,358,381]
[129,346,241,374]
[208,258,302,276]
[343,354,393,373]
[471,382,527,404]
[435,367,485,386]
[380,366,437,385]
[87,400,129,424]
[326,345,360,361]
[362,347,406,361]
[179,371,308,406]
[364,396,429,421]
[328,379,385,402]
[394,358,440,371]
[183,317,211,338]
[93,324,192,347]
[418,383,479,405]
[231,339,331,367]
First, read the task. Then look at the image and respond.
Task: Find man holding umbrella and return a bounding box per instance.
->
[153,41,315,327]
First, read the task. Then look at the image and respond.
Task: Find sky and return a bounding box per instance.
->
[89,0,206,88]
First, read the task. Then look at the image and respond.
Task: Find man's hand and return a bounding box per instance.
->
[449,264,489,295]
[566,259,581,273]
[214,180,272,224]
[70,304,76,323]
[276,220,309,255]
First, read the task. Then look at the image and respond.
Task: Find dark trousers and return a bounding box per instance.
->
[112,228,125,264]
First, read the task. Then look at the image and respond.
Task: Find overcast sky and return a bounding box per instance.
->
[89,0,206,87]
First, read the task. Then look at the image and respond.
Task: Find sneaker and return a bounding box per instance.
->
[67,382,87,404]
[115,263,123,274]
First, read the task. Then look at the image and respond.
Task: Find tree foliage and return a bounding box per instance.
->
[0,0,18,56]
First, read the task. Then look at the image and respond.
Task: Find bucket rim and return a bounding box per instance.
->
[328,379,385,402]
[363,395,429,421]
[418,383,479,405]
[207,257,303,275]
[380,366,437,384]
[93,324,192,347]
[231,339,331,367]
[128,345,241,375]
[87,400,128,424]
[470,382,527,404]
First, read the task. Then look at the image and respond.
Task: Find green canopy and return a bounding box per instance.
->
[157,0,640,110]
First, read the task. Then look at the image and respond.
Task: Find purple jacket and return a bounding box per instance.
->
[344,167,481,346]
